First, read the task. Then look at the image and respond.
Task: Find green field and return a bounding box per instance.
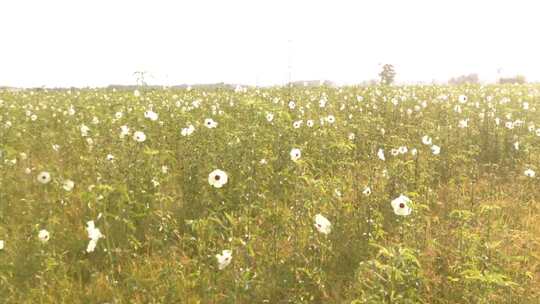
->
[0,85,539,303]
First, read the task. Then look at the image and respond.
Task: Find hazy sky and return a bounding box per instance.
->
[1,0,539,87]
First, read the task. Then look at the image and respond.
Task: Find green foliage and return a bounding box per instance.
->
[351,244,423,304]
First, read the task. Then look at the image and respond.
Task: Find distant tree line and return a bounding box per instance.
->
[498,75,527,84]
[448,73,527,85]
[448,74,479,85]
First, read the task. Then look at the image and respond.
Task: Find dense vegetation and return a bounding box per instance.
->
[0,85,539,303]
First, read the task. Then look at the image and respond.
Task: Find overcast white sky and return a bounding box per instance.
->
[1,0,539,87]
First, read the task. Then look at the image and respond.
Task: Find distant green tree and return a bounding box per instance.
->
[379,64,396,85]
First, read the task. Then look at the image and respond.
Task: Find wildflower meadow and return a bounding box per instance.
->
[0,84,539,303]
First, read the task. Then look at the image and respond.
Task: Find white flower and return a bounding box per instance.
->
[266,112,274,122]
[0,240,4,250]
[37,171,51,184]
[52,144,60,152]
[260,158,268,165]
[293,120,302,129]
[398,146,408,154]
[422,135,432,146]
[514,142,519,150]
[431,145,441,155]
[106,154,115,161]
[208,169,228,188]
[377,148,385,161]
[348,133,355,141]
[204,118,218,129]
[115,111,123,119]
[458,119,468,128]
[326,115,336,124]
[181,124,195,136]
[161,165,169,174]
[314,214,332,235]
[524,169,535,178]
[38,229,50,243]
[133,131,146,142]
[80,124,90,137]
[133,89,140,97]
[411,148,418,156]
[391,195,412,216]
[290,148,301,162]
[120,125,130,138]
[288,101,296,109]
[362,186,372,196]
[458,95,468,103]
[144,110,159,121]
[86,221,104,253]
[391,148,399,156]
[306,120,314,127]
[87,221,103,240]
[63,179,75,191]
[180,128,189,136]
[87,239,98,253]
[216,249,233,270]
